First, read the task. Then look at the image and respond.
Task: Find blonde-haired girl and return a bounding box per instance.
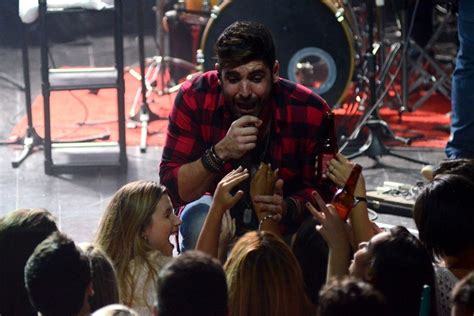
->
[95,180,181,315]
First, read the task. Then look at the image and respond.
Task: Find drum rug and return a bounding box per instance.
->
[10,70,451,148]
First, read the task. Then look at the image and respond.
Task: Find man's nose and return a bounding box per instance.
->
[238,81,251,98]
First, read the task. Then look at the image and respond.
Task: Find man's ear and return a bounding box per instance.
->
[272,61,280,83]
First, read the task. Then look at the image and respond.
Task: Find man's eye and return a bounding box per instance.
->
[251,76,263,83]
[227,77,240,83]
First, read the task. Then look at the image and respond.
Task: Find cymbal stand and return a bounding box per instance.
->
[340,0,429,165]
[128,0,198,153]
[127,0,165,153]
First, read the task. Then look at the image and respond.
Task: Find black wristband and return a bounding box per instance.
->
[210,146,226,166]
[201,148,224,173]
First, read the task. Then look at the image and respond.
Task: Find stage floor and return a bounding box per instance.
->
[0,34,448,243]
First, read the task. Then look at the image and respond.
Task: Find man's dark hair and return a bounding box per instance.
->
[24,232,91,316]
[451,272,474,313]
[157,250,228,316]
[214,21,276,70]
[318,277,387,316]
[414,174,474,259]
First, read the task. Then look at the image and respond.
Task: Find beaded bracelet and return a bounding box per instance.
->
[258,213,276,231]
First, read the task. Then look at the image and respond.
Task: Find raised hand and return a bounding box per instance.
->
[212,166,249,215]
[326,153,356,187]
[307,190,352,280]
[306,190,350,249]
[214,115,262,161]
[197,167,248,259]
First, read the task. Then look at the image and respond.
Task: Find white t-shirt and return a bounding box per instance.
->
[129,251,172,316]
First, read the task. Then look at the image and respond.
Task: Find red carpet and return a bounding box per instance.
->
[379,94,451,148]
[11,72,451,148]
[11,70,175,147]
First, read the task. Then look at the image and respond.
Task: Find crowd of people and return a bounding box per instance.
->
[1,20,473,316]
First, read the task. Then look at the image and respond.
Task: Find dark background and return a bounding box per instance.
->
[0,0,158,47]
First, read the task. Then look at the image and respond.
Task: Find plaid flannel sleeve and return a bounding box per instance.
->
[159,86,203,207]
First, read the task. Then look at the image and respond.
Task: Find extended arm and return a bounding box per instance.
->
[195,167,249,259]
[327,154,373,247]
[307,190,351,281]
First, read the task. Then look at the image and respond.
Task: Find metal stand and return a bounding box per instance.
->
[128,0,165,153]
[128,0,197,153]
[0,23,45,167]
[39,0,127,174]
[3,24,115,167]
[341,0,429,165]
[377,0,452,114]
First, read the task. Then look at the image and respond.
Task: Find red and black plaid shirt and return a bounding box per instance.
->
[160,70,330,210]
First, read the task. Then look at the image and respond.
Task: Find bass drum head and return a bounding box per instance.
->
[200,0,355,107]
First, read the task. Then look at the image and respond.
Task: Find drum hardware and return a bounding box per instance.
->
[401,3,454,112]
[373,0,453,117]
[128,0,198,153]
[198,0,356,108]
[340,0,429,165]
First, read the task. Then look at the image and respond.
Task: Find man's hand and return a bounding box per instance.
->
[251,163,284,221]
[214,115,262,161]
[252,179,285,221]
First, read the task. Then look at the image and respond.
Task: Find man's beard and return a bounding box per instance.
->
[230,98,263,118]
[227,88,273,119]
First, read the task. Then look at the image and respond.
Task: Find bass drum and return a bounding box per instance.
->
[200,0,355,107]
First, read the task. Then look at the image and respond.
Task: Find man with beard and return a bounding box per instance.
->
[159,21,331,251]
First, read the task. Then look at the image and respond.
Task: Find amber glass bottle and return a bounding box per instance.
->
[332,164,362,220]
[316,112,338,185]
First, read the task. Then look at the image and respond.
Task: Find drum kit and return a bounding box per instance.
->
[133,0,456,160]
